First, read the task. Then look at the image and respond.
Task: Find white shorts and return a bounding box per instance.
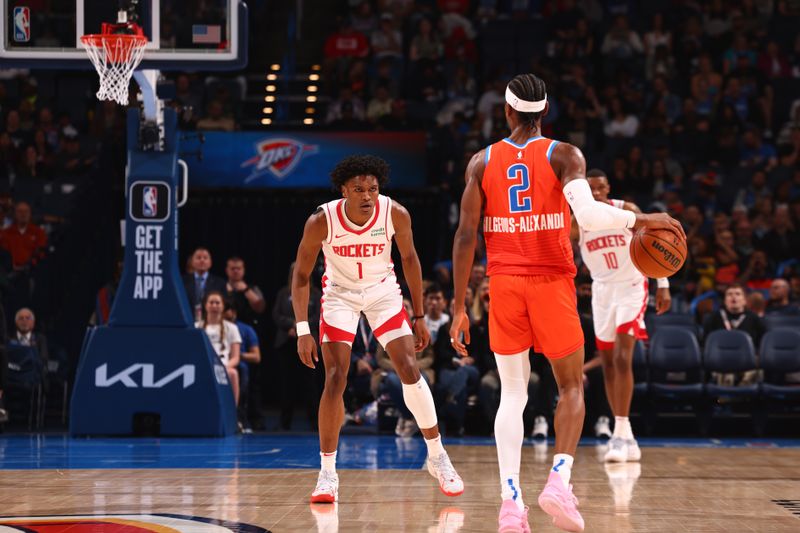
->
[319,274,412,348]
[591,278,649,350]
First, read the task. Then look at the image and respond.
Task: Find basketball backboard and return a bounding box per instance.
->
[1,0,246,70]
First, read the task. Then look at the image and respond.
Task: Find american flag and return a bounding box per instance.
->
[192,25,221,44]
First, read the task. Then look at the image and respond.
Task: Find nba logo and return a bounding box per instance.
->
[143,186,158,217]
[13,7,30,43]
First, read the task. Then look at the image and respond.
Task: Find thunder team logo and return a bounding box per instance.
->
[241,138,318,182]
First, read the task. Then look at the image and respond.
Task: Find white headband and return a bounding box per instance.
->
[505,86,547,113]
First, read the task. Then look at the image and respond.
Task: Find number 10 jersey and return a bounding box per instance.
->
[578,198,643,284]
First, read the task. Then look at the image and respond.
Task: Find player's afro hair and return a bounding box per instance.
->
[330,154,390,190]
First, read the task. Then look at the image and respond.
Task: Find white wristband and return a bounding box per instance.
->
[656,278,669,289]
[296,321,311,336]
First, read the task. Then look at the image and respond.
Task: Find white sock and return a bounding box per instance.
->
[424,434,446,457]
[501,475,525,510]
[402,376,438,429]
[614,416,634,440]
[552,454,574,489]
[494,351,530,510]
[321,451,337,473]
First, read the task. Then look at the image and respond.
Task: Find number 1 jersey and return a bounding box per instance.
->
[482,136,576,277]
[320,194,395,290]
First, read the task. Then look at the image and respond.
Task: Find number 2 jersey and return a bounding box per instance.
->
[319,194,395,290]
[578,199,644,284]
[482,136,576,277]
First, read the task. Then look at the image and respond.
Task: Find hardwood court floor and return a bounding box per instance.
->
[1,435,799,532]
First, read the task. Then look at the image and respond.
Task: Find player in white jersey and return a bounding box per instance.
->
[573,169,672,463]
[292,155,464,503]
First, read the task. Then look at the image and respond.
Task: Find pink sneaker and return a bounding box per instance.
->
[498,499,530,533]
[537,471,585,532]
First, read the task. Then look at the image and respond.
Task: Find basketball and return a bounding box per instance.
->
[630,228,687,278]
[4,1,798,531]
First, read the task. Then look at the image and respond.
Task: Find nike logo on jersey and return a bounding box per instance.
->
[334,233,348,239]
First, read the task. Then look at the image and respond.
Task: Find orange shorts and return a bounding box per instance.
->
[488,274,584,359]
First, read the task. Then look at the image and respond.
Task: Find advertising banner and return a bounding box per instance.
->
[182,131,427,188]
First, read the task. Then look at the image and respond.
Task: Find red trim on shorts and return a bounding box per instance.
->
[320,318,355,344]
[318,275,354,342]
[373,308,410,338]
[596,338,615,351]
[336,198,381,235]
[615,279,649,341]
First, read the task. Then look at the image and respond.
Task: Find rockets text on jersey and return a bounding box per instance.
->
[320,194,395,290]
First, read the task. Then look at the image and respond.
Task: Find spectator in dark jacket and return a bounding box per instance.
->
[766,278,800,315]
[272,262,321,430]
[182,247,227,320]
[224,256,266,326]
[759,204,800,263]
[433,304,479,435]
[10,307,49,363]
[703,284,766,345]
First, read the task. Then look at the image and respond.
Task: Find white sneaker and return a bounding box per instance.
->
[604,437,629,463]
[310,470,339,503]
[532,416,548,440]
[427,452,464,497]
[626,438,641,461]
[594,416,612,439]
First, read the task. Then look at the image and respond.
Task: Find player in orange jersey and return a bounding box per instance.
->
[450,74,684,533]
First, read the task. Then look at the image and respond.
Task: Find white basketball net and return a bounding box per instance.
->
[81,34,147,105]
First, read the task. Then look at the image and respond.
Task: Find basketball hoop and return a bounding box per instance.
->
[81,22,147,105]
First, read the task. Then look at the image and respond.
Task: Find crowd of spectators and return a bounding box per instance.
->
[311,0,800,436]
[319,1,800,301]
[3,1,800,435]
[181,247,266,431]
[0,65,127,426]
